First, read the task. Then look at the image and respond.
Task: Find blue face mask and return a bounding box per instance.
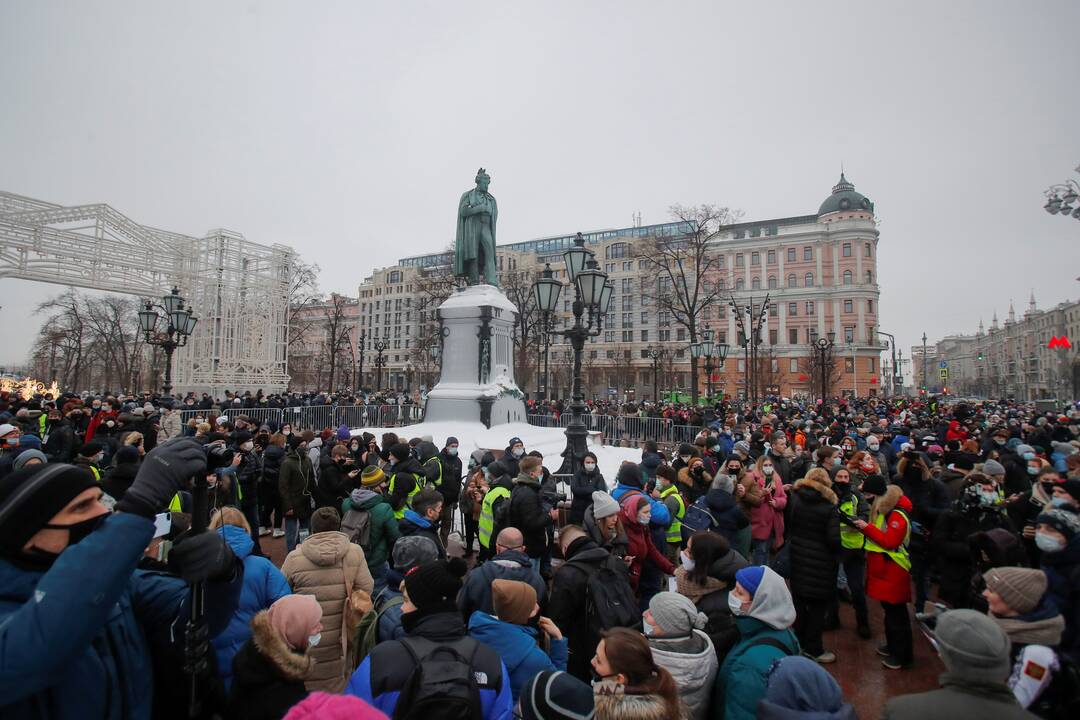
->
[1022,452,1036,461]
[1035,532,1065,553]
[1051,497,1075,509]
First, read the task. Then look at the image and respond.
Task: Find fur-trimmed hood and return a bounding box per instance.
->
[677,463,712,489]
[247,610,314,681]
[870,484,906,522]
[594,681,687,720]
[793,475,837,505]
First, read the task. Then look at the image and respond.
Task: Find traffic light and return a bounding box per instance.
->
[977,352,984,361]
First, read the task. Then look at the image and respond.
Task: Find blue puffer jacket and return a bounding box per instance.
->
[467,611,567,705]
[0,513,185,719]
[212,524,291,690]
[612,483,671,528]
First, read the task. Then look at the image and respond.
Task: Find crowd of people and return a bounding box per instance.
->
[1,386,1079,719]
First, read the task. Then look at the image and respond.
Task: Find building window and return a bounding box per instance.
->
[675,350,685,359]
[865,242,872,257]
[768,276,777,289]
[622,296,633,311]
[676,328,686,341]
[640,348,650,359]
[752,277,761,290]
[736,278,745,291]
[640,330,649,342]
[767,249,776,264]
[843,270,853,285]
[638,259,651,270]
[388,270,402,283]
[787,247,796,262]
[803,246,813,260]
[787,273,797,288]
[844,326,854,343]
[717,255,725,268]
[606,243,628,259]
[751,252,760,265]
[621,278,632,292]
[659,329,671,342]
[866,270,873,284]
[718,331,727,343]
[868,357,876,372]
[806,300,815,315]
[641,311,649,324]
[809,328,818,343]
[788,302,797,316]
[804,272,814,287]
[717,277,725,289]
[842,243,852,257]
[659,311,670,326]
[623,261,632,271]
[769,329,778,344]
[790,358,800,373]
[735,253,744,267]
[844,299,853,313]
[622,312,633,327]
[737,359,745,372]
[622,330,633,342]
[789,328,798,344]
[867,299,874,313]
[845,357,855,373]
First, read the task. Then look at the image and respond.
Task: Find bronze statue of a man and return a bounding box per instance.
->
[454,167,499,287]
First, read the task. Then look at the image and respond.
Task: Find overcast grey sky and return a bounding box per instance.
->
[1,0,1078,371]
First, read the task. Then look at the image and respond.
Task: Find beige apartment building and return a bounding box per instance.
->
[928,294,1080,401]
[356,174,886,401]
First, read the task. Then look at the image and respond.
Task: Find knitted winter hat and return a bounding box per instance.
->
[860,474,888,497]
[266,594,323,651]
[360,466,385,487]
[403,558,467,611]
[649,591,707,635]
[735,565,765,597]
[1061,479,1080,504]
[733,440,751,456]
[614,461,643,488]
[12,449,47,471]
[336,425,351,441]
[655,464,678,484]
[492,579,537,625]
[389,443,412,462]
[591,491,620,520]
[982,458,1006,478]
[283,691,387,720]
[391,535,439,572]
[520,671,595,720]
[445,436,459,447]
[1036,508,1080,539]
[983,567,1047,615]
[934,609,1011,683]
[0,464,98,556]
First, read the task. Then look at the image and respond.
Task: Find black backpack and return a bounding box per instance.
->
[568,554,641,635]
[340,507,373,553]
[393,636,482,720]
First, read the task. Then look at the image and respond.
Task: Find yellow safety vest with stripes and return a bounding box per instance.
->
[661,485,685,544]
[389,471,422,520]
[863,509,912,571]
[168,493,183,512]
[478,486,511,549]
[423,456,443,488]
[839,496,865,550]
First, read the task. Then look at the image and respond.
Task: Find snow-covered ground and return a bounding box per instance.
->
[351,420,641,481]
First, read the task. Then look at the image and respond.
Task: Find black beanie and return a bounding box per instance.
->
[390,443,412,462]
[0,464,99,556]
[861,474,888,496]
[404,558,468,611]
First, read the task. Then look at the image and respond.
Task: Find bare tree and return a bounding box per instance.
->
[287,259,322,354]
[754,346,787,397]
[316,293,355,393]
[636,204,741,402]
[807,344,843,400]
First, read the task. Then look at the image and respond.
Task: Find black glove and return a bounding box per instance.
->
[169,531,238,583]
[116,438,207,518]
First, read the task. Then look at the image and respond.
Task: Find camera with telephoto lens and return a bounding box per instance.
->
[204,444,235,471]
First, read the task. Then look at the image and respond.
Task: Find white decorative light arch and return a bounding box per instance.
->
[0,190,295,394]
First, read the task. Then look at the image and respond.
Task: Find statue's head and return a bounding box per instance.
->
[475,167,490,193]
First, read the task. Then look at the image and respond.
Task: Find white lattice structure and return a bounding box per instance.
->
[0,191,295,394]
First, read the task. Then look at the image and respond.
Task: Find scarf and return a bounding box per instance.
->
[674,566,727,604]
[992,614,1065,647]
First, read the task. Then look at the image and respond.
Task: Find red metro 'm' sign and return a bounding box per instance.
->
[1048,336,1072,350]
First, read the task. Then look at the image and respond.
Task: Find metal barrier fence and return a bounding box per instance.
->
[178,404,424,430]
[524,413,702,448]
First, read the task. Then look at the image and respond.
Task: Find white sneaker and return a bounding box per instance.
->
[258,527,270,537]
[272,529,285,538]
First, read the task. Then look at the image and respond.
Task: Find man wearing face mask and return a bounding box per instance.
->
[503,436,526,478]
[0,439,243,720]
[230,430,264,549]
[1035,508,1080,666]
[435,437,463,548]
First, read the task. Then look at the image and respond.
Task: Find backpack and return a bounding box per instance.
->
[568,554,641,635]
[341,508,373,552]
[393,636,483,720]
[349,591,403,671]
[681,495,718,535]
[492,491,512,534]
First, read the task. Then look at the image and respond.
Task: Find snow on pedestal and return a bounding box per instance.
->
[424,284,527,428]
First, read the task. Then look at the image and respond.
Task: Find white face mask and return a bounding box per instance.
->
[1035,532,1065,553]
[307,632,321,647]
[642,619,656,636]
[680,455,691,464]
[638,515,650,525]
[762,466,774,475]
[584,462,596,472]
[447,447,458,456]
[728,593,749,616]
[513,447,524,458]
[241,441,254,452]
[680,552,695,571]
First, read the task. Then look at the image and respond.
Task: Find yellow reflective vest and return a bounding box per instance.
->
[478,486,511,549]
[838,496,865,550]
[661,485,685,545]
[863,509,912,571]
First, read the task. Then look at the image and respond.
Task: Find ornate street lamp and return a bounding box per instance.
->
[373,334,389,391]
[534,263,564,401]
[140,286,197,397]
[815,333,836,403]
[532,234,609,476]
[1044,168,1080,220]
[647,346,666,403]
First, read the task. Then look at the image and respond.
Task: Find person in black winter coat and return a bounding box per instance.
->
[673,530,748,662]
[100,445,142,502]
[436,437,464,547]
[42,413,78,463]
[699,481,749,547]
[932,475,1016,609]
[503,436,525,478]
[312,446,352,511]
[458,527,547,619]
[386,444,424,516]
[568,452,606,525]
[508,456,553,567]
[786,467,842,662]
[259,436,287,535]
[893,453,950,612]
[228,602,319,720]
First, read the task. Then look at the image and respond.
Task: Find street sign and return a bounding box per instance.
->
[939,361,948,369]
[939,368,949,379]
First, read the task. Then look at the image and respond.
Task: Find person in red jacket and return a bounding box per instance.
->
[619,494,675,600]
[854,475,914,670]
[945,418,969,443]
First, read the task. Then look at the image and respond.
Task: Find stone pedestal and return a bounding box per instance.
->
[424,284,527,428]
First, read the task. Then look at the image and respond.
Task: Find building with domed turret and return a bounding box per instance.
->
[355,174,885,401]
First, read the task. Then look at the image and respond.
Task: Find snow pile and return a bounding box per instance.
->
[351,420,641,481]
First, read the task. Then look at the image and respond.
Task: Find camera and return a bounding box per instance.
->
[204,444,235,471]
